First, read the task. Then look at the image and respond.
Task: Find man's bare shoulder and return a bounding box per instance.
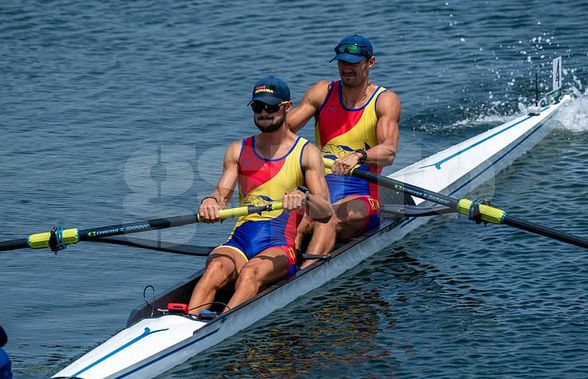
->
[229,139,245,149]
[307,80,331,95]
[378,87,400,101]
[224,140,244,160]
[300,141,323,166]
[314,79,332,89]
[302,139,321,154]
[376,88,401,112]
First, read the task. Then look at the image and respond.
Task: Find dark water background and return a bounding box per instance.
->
[1,1,587,377]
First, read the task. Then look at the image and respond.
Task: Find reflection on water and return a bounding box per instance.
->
[166,246,493,378]
[170,288,394,377]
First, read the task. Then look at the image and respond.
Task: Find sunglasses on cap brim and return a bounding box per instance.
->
[335,43,371,57]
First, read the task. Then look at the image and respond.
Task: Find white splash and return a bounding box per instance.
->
[552,92,588,133]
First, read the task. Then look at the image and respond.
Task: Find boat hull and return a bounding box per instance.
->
[53,96,570,379]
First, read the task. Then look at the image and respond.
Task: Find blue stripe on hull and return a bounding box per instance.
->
[419,104,551,170]
[73,327,169,378]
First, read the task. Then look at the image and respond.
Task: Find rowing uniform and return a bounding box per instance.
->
[222,135,309,277]
[316,80,388,234]
[0,348,10,379]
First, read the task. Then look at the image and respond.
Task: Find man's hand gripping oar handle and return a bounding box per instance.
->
[200,202,283,222]
[0,202,284,252]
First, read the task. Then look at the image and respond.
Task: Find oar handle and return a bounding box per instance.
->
[323,158,334,169]
[0,202,284,252]
[202,202,283,222]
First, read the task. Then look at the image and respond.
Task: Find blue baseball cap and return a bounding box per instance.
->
[330,35,374,63]
[250,76,291,105]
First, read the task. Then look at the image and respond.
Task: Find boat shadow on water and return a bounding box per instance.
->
[167,241,494,377]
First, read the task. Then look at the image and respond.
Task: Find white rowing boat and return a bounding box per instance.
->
[52,93,571,379]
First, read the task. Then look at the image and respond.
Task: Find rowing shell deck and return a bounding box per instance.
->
[53,95,571,379]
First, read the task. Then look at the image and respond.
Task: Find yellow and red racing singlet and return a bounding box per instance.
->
[223,135,309,267]
[316,80,388,205]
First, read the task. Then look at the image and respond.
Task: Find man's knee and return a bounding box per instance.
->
[332,197,378,237]
[202,259,233,286]
[206,257,229,272]
[234,264,264,291]
[237,264,260,281]
[335,197,370,222]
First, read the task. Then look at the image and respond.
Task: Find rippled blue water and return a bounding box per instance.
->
[1,1,587,378]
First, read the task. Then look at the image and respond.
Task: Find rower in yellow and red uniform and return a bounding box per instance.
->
[222,133,308,276]
[188,76,332,315]
[288,35,401,262]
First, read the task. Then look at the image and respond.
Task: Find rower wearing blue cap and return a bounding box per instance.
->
[288,35,401,265]
[188,76,333,316]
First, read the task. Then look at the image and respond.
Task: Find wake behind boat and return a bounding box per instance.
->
[52,93,572,379]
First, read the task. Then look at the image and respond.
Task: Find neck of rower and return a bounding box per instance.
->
[255,124,293,158]
[341,81,372,108]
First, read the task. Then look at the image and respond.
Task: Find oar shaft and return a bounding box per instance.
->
[79,214,200,241]
[0,202,283,252]
[350,168,458,209]
[503,215,588,249]
[0,238,28,251]
[80,202,284,240]
[323,158,458,208]
[324,158,588,250]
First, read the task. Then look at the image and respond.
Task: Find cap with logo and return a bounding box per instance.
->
[250,76,291,105]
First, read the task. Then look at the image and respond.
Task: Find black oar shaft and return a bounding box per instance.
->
[0,202,283,252]
[503,215,588,249]
[79,203,282,241]
[351,169,458,209]
[78,214,199,241]
[0,239,28,251]
[347,166,588,250]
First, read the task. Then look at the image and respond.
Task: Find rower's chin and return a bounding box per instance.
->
[256,121,274,129]
[255,121,282,133]
[341,76,358,87]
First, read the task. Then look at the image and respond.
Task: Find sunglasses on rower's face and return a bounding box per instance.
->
[250,101,287,114]
[335,43,370,56]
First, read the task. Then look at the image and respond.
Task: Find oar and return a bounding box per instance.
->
[324,159,588,249]
[0,202,283,253]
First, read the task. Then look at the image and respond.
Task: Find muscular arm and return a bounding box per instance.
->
[301,143,333,223]
[368,90,400,168]
[198,141,240,222]
[287,81,330,133]
[331,90,400,175]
